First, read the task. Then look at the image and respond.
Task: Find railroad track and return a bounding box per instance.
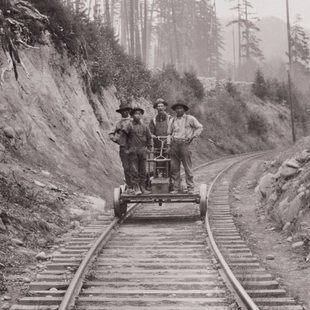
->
[9,153,304,310]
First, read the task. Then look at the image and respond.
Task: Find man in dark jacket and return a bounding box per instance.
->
[124,107,152,195]
[109,104,132,192]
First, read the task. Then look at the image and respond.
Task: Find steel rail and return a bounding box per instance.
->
[205,155,262,310]
[59,151,270,310]
[58,203,138,310]
[57,155,240,310]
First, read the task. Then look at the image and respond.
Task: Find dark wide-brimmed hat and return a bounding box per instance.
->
[130,107,145,116]
[171,100,189,112]
[153,98,168,109]
[116,105,132,114]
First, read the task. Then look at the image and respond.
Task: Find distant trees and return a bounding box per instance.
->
[154,0,224,77]
[61,0,223,77]
[228,0,262,80]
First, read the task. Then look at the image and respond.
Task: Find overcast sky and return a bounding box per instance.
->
[216,0,310,29]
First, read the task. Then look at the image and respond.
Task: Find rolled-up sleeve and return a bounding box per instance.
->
[190,116,203,139]
[167,118,174,145]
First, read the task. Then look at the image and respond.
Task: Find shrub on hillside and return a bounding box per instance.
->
[183,72,205,100]
[150,65,204,106]
[29,0,77,49]
[28,0,151,100]
[264,78,288,103]
[252,69,268,99]
[247,110,268,137]
[225,80,239,98]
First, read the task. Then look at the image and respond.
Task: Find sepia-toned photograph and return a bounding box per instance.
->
[0,0,310,309]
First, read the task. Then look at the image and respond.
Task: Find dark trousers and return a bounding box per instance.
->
[129,148,147,187]
[170,141,194,190]
[119,147,132,187]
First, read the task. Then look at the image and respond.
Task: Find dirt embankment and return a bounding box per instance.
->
[1,46,133,197]
[256,137,310,257]
[0,26,153,300]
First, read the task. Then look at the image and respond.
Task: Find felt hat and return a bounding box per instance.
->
[116,105,132,114]
[171,100,189,112]
[130,107,145,116]
[153,98,168,109]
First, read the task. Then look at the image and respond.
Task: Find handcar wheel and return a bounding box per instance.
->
[119,185,128,215]
[113,187,122,218]
[199,184,207,218]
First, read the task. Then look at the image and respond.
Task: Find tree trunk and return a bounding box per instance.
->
[88,0,93,17]
[105,0,111,26]
[245,2,250,59]
[147,0,155,66]
[75,0,80,14]
[134,0,142,58]
[142,0,148,63]
[120,0,128,50]
[111,0,115,26]
[238,0,242,67]
[170,0,181,70]
[214,2,219,78]
[129,0,135,55]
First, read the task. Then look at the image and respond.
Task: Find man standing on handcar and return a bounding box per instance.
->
[149,98,171,177]
[124,107,152,195]
[167,100,203,194]
[109,103,133,194]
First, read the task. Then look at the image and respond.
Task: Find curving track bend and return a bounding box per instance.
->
[9,154,304,310]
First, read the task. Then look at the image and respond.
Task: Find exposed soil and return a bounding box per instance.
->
[230,156,310,309]
[0,156,106,309]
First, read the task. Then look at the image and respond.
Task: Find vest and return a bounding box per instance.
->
[152,114,171,137]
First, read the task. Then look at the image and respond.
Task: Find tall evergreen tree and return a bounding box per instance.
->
[241,0,262,60]
[291,15,310,69]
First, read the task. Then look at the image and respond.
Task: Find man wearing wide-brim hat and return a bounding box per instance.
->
[167,99,203,194]
[149,98,171,176]
[123,107,152,195]
[149,98,171,138]
[109,103,133,191]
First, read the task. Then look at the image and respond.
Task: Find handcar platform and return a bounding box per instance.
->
[120,192,201,204]
[113,136,207,219]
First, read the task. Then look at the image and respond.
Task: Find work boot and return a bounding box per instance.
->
[140,185,150,195]
[133,185,142,195]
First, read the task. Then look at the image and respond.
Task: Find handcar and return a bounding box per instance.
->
[113,136,207,218]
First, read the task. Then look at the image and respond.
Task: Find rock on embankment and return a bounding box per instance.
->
[256,147,310,248]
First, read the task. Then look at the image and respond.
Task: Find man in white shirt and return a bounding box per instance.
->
[167,100,203,194]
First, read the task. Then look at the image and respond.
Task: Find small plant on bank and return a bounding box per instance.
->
[247,110,268,137]
[183,72,205,100]
[225,79,239,98]
[252,69,268,100]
